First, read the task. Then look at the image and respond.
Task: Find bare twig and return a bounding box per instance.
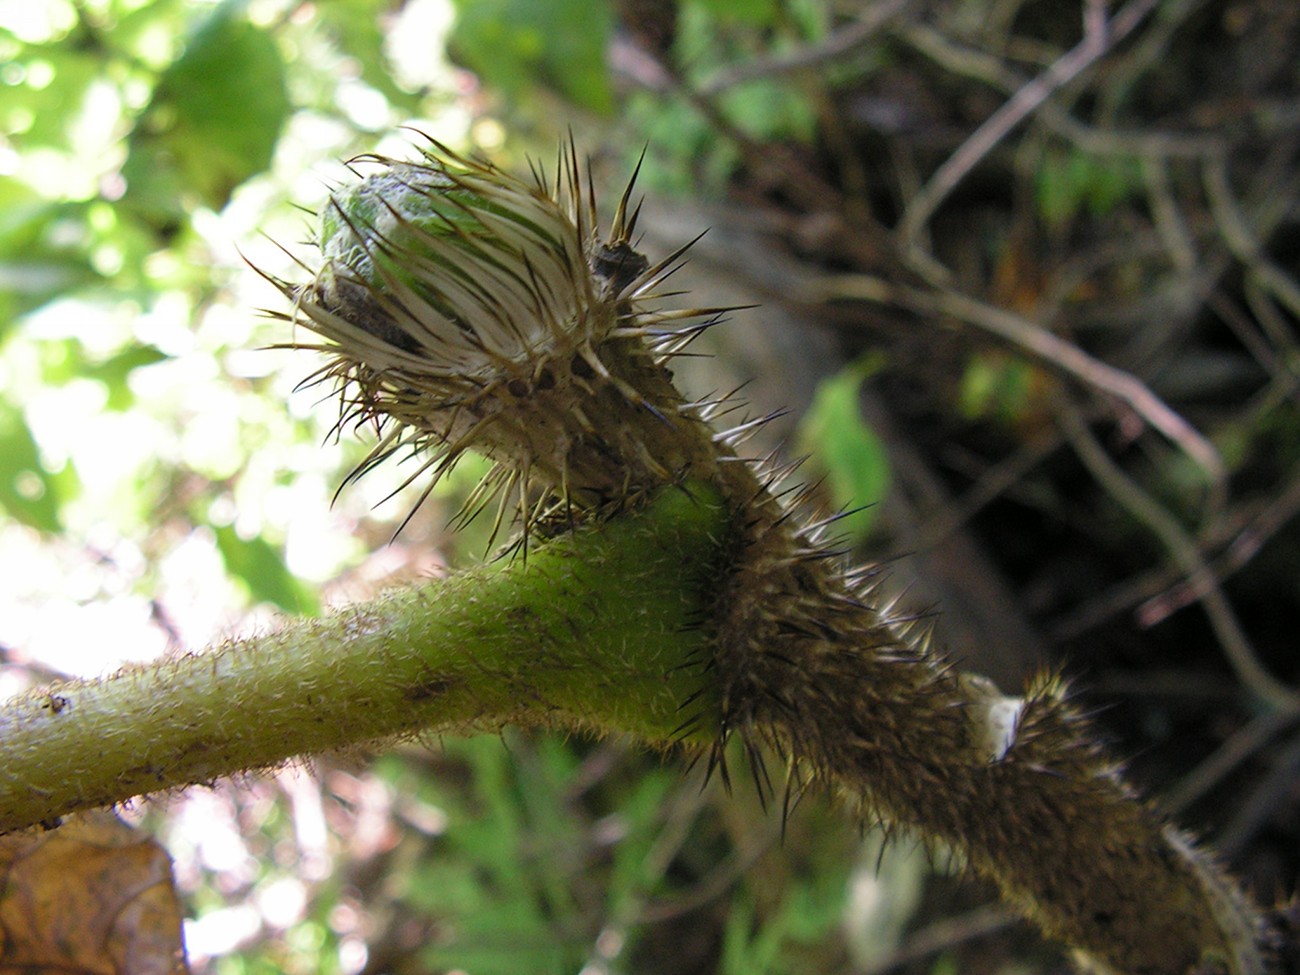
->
[1166,708,1300,815]
[634,814,782,924]
[1218,729,1300,855]
[856,904,1018,975]
[1054,399,1300,715]
[697,0,914,97]
[1206,157,1300,323]
[1244,277,1300,373]
[1093,0,1214,123]
[1205,291,1291,384]
[1139,461,1300,625]
[897,22,1224,159]
[1052,464,1300,641]
[816,273,1228,507]
[916,435,1062,551]
[897,0,1162,251]
[1141,154,1199,273]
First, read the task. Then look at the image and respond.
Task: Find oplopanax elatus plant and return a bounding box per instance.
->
[0,138,1290,974]
[270,138,1282,975]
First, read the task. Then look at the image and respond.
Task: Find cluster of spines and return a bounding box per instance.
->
[266,137,737,545]
[271,138,1092,829]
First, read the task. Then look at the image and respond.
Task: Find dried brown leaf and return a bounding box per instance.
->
[0,811,187,975]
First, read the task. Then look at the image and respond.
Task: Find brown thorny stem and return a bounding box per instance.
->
[261,139,1271,975]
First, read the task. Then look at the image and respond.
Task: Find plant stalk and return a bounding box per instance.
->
[0,485,730,834]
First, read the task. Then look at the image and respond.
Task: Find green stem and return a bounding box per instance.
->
[0,485,730,834]
[0,474,1278,972]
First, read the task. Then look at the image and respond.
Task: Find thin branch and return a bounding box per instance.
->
[697,0,915,97]
[1052,463,1300,640]
[1218,729,1300,855]
[1054,399,1300,715]
[1166,708,1300,815]
[1139,461,1300,625]
[1141,154,1199,273]
[897,0,1162,251]
[916,434,1062,551]
[897,22,1223,159]
[816,272,1228,507]
[1205,156,1300,323]
[858,904,1018,975]
[1205,290,1291,385]
[1244,277,1300,373]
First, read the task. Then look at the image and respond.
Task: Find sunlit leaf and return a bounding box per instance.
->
[0,811,188,975]
[689,0,779,26]
[314,0,423,113]
[88,344,171,411]
[0,182,100,325]
[213,524,319,616]
[0,397,74,534]
[122,1,289,226]
[448,0,613,113]
[0,45,104,150]
[798,358,891,545]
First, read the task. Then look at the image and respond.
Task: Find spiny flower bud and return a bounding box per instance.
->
[274,139,723,532]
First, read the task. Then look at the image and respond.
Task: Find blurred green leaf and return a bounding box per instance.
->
[631,3,815,196]
[721,895,774,974]
[88,343,170,410]
[1035,151,1075,230]
[314,0,423,113]
[0,45,103,150]
[720,77,817,143]
[958,352,1035,424]
[408,737,585,974]
[607,771,676,895]
[0,182,100,326]
[106,0,189,59]
[798,358,891,545]
[213,524,319,616]
[719,851,855,975]
[40,340,170,411]
[1036,147,1141,230]
[122,1,289,227]
[448,0,613,113]
[0,397,74,533]
[626,92,740,197]
[689,0,779,26]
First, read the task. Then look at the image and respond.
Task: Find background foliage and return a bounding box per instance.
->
[2,0,1298,972]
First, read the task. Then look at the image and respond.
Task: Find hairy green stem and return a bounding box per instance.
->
[0,473,1277,972]
[0,485,730,835]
